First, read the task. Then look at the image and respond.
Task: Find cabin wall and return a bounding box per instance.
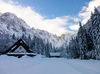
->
[14,46,27,53]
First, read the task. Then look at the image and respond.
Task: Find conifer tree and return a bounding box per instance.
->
[78,22,88,59]
[45,40,50,57]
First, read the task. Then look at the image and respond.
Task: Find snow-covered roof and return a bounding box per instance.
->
[50,53,61,56]
[5,39,32,54]
[11,45,17,50]
[7,53,37,55]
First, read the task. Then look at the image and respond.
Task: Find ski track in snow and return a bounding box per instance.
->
[0,55,100,74]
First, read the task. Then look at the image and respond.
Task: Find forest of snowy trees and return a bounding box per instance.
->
[63,7,100,60]
[0,7,100,60]
[0,33,52,57]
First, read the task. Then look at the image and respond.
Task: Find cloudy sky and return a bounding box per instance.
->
[0,0,100,36]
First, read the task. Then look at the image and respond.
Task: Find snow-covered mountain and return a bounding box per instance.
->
[0,12,75,48]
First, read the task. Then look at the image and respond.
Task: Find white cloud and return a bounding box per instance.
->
[69,24,79,30]
[79,0,100,24]
[69,17,80,22]
[1,0,99,36]
[69,0,100,31]
[0,0,73,36]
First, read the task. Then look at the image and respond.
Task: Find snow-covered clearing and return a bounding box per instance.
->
[0,55,100,74]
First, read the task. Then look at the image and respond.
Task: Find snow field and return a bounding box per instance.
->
[0,55,100,74]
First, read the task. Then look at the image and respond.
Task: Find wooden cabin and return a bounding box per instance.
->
[5,39,36,58]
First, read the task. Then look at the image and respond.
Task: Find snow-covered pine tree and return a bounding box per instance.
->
[22,34,27,42]
[45,40,50,57]
[28,34,31,49]
[0,33,13,54]
[40,40,45,55]
[49,43,52,52]
[78,22,88,59]
[30,36,36,53]
[67,36,79,59]
[12,33,16,40]
[91,7,100,60]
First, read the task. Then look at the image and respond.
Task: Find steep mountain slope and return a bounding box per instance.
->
[0,12,31,36]
[0,12,75,48]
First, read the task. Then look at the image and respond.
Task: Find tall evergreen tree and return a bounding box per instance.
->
[28,34,31,49]
[45,40,50,57]
[91,7,100,59]
[12,33,16,40]
[78,22,88,59]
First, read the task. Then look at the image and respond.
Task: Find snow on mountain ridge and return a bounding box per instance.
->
[0,12,75,48]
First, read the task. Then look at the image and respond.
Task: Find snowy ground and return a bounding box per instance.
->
[0,55,100,74]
